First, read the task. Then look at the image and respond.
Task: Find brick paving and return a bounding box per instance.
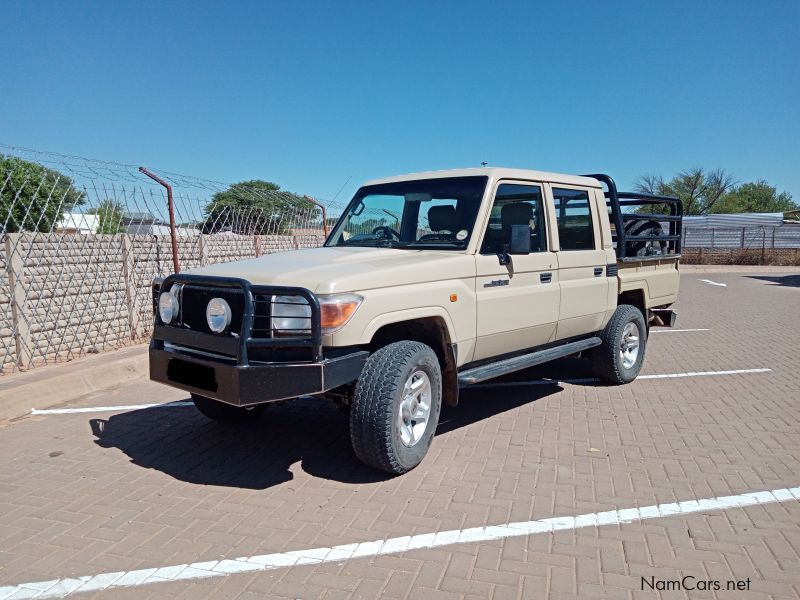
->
[0,272,799,599]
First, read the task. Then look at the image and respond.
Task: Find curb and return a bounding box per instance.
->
[0,345,149,423]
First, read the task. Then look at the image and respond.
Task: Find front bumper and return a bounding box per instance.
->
[149,344,368,406]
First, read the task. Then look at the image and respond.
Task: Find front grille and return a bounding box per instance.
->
[252,293,273,339]
[179,285,245,335]
[166,286,312,341]
[154,274,322,364]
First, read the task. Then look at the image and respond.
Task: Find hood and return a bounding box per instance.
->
[187,246,476,294]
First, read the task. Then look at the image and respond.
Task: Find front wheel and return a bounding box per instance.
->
[593,304,647,384]
[350,341,442,474]
[192,394,266,423]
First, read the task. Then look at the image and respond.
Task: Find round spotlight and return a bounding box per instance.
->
[158,290,179,324]
[206,298,232,333]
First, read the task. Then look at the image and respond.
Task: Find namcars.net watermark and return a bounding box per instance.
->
[642,576,751,592]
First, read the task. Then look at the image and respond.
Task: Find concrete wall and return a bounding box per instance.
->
[5,230,794,375]
[0,244,13,372]
[0,232,324,374]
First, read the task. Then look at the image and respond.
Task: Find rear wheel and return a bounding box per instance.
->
[350,341,442,474]
[593,304,647,384]
[191,394,266,423]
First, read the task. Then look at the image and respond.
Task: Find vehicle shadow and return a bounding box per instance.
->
[89,381,564,490]
[745,274,800,288]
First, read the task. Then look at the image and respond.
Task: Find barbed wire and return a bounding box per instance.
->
[0,143,359,374]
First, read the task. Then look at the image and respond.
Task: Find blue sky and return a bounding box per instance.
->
[2,0,798,204]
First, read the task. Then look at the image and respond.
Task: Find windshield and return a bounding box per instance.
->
[326,176,488,250]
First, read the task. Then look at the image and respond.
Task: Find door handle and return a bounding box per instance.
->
[594,267,604,277]
[540,272,552,283]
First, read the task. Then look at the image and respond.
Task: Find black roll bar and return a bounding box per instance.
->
[583,174,683,260]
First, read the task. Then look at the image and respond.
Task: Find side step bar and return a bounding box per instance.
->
[457,337,602,385]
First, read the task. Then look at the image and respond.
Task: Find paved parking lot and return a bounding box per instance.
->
[1,272,799,599]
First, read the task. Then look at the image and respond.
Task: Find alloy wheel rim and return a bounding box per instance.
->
[397,370,431,447]
[619,321,640,369]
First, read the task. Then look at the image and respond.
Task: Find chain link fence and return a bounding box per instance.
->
[5,143,797,374]
[0,144,349,375]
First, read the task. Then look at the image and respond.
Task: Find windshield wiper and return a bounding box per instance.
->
[403,240,465,247]
[339,238,401,248]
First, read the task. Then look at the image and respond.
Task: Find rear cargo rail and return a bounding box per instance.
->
[585,173,683,262]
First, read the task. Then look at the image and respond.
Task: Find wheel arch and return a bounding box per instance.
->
[368,313,459,407]
[618,287,647,316]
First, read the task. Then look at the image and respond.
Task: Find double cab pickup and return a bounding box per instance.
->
[150,168,682,473]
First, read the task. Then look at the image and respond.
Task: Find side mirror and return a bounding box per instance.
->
[508,224,531,254]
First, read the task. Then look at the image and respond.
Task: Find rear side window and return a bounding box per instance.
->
[553,188,595,250]
[480,184,547,254]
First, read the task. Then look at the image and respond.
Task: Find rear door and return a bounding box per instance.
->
[549,184,610,338]
[473,181,559,361]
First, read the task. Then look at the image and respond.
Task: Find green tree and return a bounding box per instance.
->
[634,168,736,215]
[0,155,85,232]
[87,199,126,234]
[713,181,797,214]
[203,180,317,235]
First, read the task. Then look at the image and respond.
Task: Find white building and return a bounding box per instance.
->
[56,213,100,234]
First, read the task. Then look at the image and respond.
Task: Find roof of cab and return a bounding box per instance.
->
[362,167,603,188]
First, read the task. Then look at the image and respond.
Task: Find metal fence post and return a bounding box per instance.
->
[139,167,180,273]
[5,234,32,369]
[740,227,745,248]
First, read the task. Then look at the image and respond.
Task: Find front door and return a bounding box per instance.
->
[549,185,610,339]
[473,181,559,361]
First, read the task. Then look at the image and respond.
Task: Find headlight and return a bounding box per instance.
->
[206,298,232,333]
[271,293,363,335]
[271,295,313,334]
[158,288,179,324]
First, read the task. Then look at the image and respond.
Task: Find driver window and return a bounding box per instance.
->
[480,184,547,254]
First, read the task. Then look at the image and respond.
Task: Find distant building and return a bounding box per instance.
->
[682,212,800,249]
[56,213,100,234]
[683,213,785,228]
[122,212,199,236]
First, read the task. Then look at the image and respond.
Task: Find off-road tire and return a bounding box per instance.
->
[192,394,266,423]
[624,220,666,256]
[593,304,647,384]
[350,341,442,474]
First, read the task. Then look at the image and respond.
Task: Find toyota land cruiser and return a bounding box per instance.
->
[150,168,682,474]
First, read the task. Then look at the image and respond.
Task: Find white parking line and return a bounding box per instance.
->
[468,367,771,389]
[639,368,771,379]
[31,401,194,415]
[698,278,727,287]
[650,328,710,333]
[1,485,797,599]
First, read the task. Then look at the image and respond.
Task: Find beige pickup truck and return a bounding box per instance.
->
[150,168,682,473]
